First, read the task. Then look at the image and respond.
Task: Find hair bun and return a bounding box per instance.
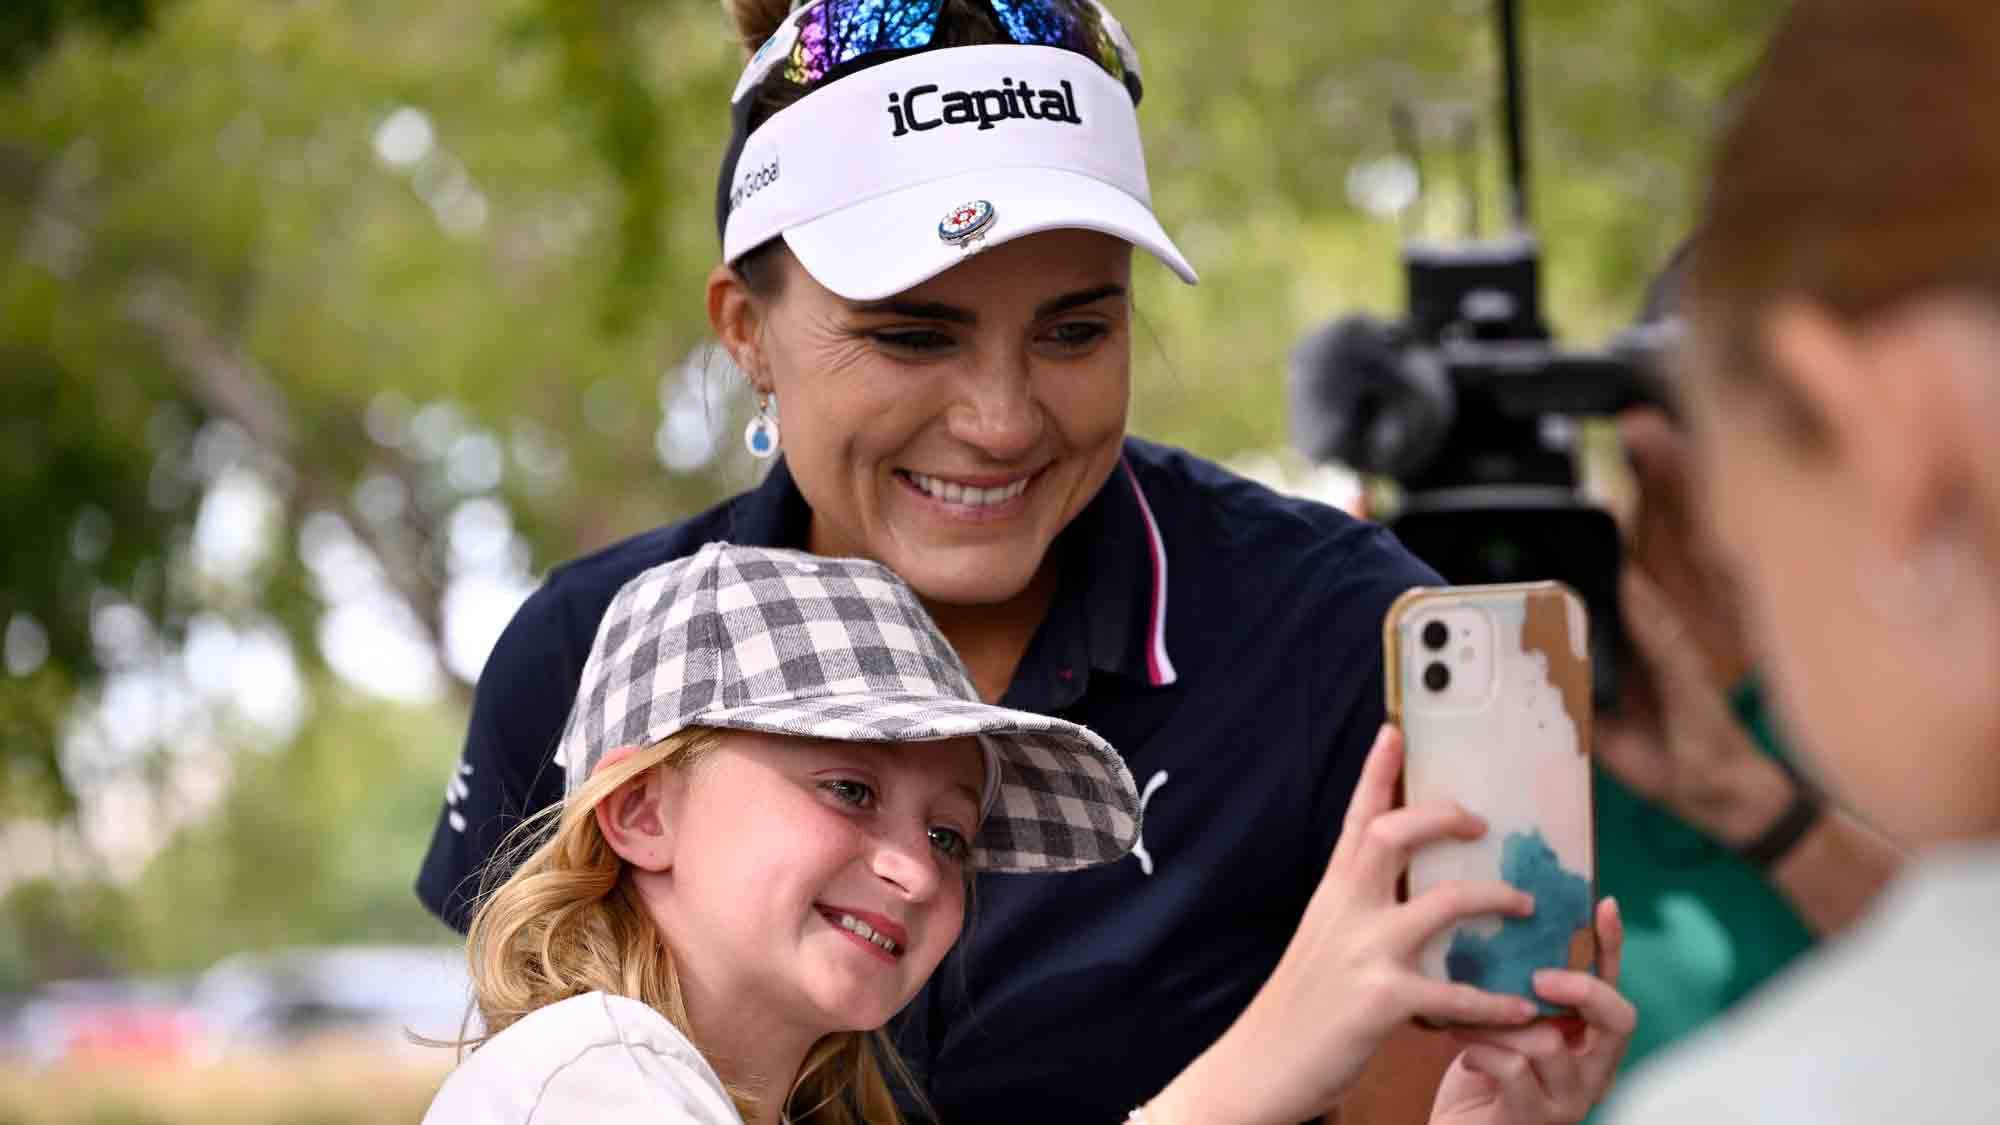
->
[725,0,792,57]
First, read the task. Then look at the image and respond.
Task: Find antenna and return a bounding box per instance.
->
[1391,101,1424,241]
[1497,0,1530,231]
[1456,114,1482,238]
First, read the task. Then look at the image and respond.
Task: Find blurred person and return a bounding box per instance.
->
[422,543,1607,1125]
[1548,406,1905,1122]
[1567,257,1903,1095]
[418,0,1634,1119]
[1604,405,1898,938]
[1340,286,1901,1115]
[1604,0,2000,1119]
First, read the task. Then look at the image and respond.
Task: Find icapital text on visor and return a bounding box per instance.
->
[886,77,1084,136]
[727,76,1084,209]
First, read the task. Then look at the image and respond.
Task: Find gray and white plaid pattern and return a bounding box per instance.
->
[556,542,1140,873]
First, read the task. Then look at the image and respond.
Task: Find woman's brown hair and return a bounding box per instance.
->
[724,0,794,56]
[1688,0,2000,407]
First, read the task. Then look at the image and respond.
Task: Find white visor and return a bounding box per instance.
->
[721,44,1198,300]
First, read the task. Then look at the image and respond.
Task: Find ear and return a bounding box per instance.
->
[707,262,769,393]
[594,760,685,873]
[1938,304,2000,569]
[1762,298,1953,557]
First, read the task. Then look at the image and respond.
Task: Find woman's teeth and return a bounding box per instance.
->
[835,913,899,955]
[904,471,1029,507]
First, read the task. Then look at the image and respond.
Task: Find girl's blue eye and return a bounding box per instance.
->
[823,779,874,807]
[928,826,971,861]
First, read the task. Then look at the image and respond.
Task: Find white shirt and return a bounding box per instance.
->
[424,991,742,1124]
[1607,841,2000,1125]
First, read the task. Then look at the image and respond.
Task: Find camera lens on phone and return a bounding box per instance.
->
[1421,621,1450,651]
[1423,662,1451,692]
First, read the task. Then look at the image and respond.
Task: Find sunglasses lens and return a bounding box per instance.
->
[788,0,945,85]
[990,0,1122,78]
[754,0,1133,104]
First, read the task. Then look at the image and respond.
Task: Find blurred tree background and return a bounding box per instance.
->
[1,0,1786,991]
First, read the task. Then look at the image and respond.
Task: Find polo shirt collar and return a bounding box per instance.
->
[1070,454,1179,690]
[725,457,813,548]
[1002,451,1179,721]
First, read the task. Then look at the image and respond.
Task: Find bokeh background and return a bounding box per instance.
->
[1,0,1785,1119]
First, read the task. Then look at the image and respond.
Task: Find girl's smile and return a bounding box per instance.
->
[816,905,909,962]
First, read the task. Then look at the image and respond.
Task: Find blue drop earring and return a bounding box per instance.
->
[744,390,779,460]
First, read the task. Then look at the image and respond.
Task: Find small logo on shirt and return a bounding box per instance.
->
[445,760,474,834]
[1131,770,1169,876]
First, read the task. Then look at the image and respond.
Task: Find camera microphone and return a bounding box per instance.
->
[1287,314,1456,478]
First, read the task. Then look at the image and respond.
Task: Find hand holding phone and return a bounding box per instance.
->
[1143,724,1542,1125]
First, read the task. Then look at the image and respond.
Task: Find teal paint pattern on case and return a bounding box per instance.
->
[1445,830,1593,1012]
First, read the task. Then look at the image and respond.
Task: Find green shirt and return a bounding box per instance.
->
[1585,678,1815,1120]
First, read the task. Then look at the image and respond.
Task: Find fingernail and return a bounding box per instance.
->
[1517,893,1537,914]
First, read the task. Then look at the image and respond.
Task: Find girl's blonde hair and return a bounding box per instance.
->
[461,726,921,1124]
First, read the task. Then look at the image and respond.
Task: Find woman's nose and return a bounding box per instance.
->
[945,356,1045,462]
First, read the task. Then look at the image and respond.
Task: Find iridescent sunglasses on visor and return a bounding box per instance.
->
[730,0,1144,108]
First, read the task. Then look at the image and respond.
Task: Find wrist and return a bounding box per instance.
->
[1732,776,1824,871]
[1145,1020,1289,1125]
[1701,754,1799,848]
[1141,1069,1229,1125]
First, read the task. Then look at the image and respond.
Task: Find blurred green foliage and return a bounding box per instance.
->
[0,689,460,986]
[0,0,157,82]
[0,0,1785,985]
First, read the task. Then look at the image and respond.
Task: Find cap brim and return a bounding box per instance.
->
[691,691,1141,873]
[782,166,1198,302]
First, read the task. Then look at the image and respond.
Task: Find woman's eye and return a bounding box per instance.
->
[822,779,875,808]
[870,329,955,353]
[928,826,971,861]
[1041,321,1111,352]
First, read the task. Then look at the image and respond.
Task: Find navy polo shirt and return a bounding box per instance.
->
[417,436,1437,1123]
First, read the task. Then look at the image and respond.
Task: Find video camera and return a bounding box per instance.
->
[1287,0,1673,706]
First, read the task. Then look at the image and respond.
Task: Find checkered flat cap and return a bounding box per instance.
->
[556,542,1140,873]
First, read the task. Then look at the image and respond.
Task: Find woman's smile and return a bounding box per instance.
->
[895,467,1041,521]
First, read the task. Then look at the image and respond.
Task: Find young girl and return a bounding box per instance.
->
[424,541,1146,1123]
[425,543,1616,1124]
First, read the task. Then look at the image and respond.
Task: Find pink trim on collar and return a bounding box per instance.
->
[1119,458,1177,687]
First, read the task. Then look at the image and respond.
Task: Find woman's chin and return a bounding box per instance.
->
[889,546,1051,609]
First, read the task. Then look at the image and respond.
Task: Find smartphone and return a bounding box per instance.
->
[1383,581,1598,1022]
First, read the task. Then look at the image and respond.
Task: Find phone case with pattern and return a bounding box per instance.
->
[1384,581,1598,1023]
